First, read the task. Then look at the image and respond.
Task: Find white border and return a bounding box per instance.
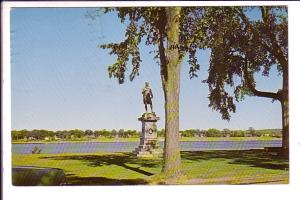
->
[1,1,295,7]
[2,1,300,200]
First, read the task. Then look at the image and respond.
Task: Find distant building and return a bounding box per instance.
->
[54,135,61,140]
[87,134,96,139]
[28,137,36,141]
[198,133,205,138]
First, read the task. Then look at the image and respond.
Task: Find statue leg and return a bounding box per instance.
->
[145,104,148,112]
[150,103,153,113]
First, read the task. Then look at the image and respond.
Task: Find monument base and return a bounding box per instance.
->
[133,141,163,158]
[134,112,163,158]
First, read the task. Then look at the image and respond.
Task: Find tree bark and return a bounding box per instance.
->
[159,7,182,178]
[281,65,289,156]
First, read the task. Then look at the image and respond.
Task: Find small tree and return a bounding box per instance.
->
[222,128,231,137]
[118,129,125,138]
[207,128,222,137]
[247,127,256,137]
[111,129,118,138]
[70,129,84,139]
[85,129,94,136]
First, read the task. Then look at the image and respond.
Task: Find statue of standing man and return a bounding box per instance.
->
[142,82,153,113]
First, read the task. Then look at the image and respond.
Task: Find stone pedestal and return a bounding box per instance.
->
[134,112,163,158]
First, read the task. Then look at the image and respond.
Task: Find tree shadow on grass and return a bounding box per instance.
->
[38,150,288,185]
[181,150,289,170]
[40,153,162,184]
[66,174,149,185]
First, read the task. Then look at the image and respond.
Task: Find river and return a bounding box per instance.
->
[12,140,282,154]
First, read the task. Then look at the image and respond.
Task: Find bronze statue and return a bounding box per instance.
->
[142,82,153,112]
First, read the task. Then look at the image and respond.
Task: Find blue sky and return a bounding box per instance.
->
[10,8,282,131]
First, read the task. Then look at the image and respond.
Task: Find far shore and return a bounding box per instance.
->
[12,136,281,144]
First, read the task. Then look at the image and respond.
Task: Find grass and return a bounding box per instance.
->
[12,136,280,144]
[12,149,288,185]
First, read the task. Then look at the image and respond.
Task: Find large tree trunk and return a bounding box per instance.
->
[281,66,289,156]
[159,7,182,178]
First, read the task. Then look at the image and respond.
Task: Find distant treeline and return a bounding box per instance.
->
[11,128,282,141]
[179,128,282,138]
[11,129,140,141]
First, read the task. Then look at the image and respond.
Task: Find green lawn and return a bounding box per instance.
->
[12,149,288,185]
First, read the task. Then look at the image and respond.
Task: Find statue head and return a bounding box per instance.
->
[145,82,149,87]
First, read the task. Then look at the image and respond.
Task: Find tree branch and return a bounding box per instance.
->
[242,64,281,100]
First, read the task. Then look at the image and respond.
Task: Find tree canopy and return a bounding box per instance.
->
[200,6,288,153]
[98,7,209,83]
[202,7,287,120]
